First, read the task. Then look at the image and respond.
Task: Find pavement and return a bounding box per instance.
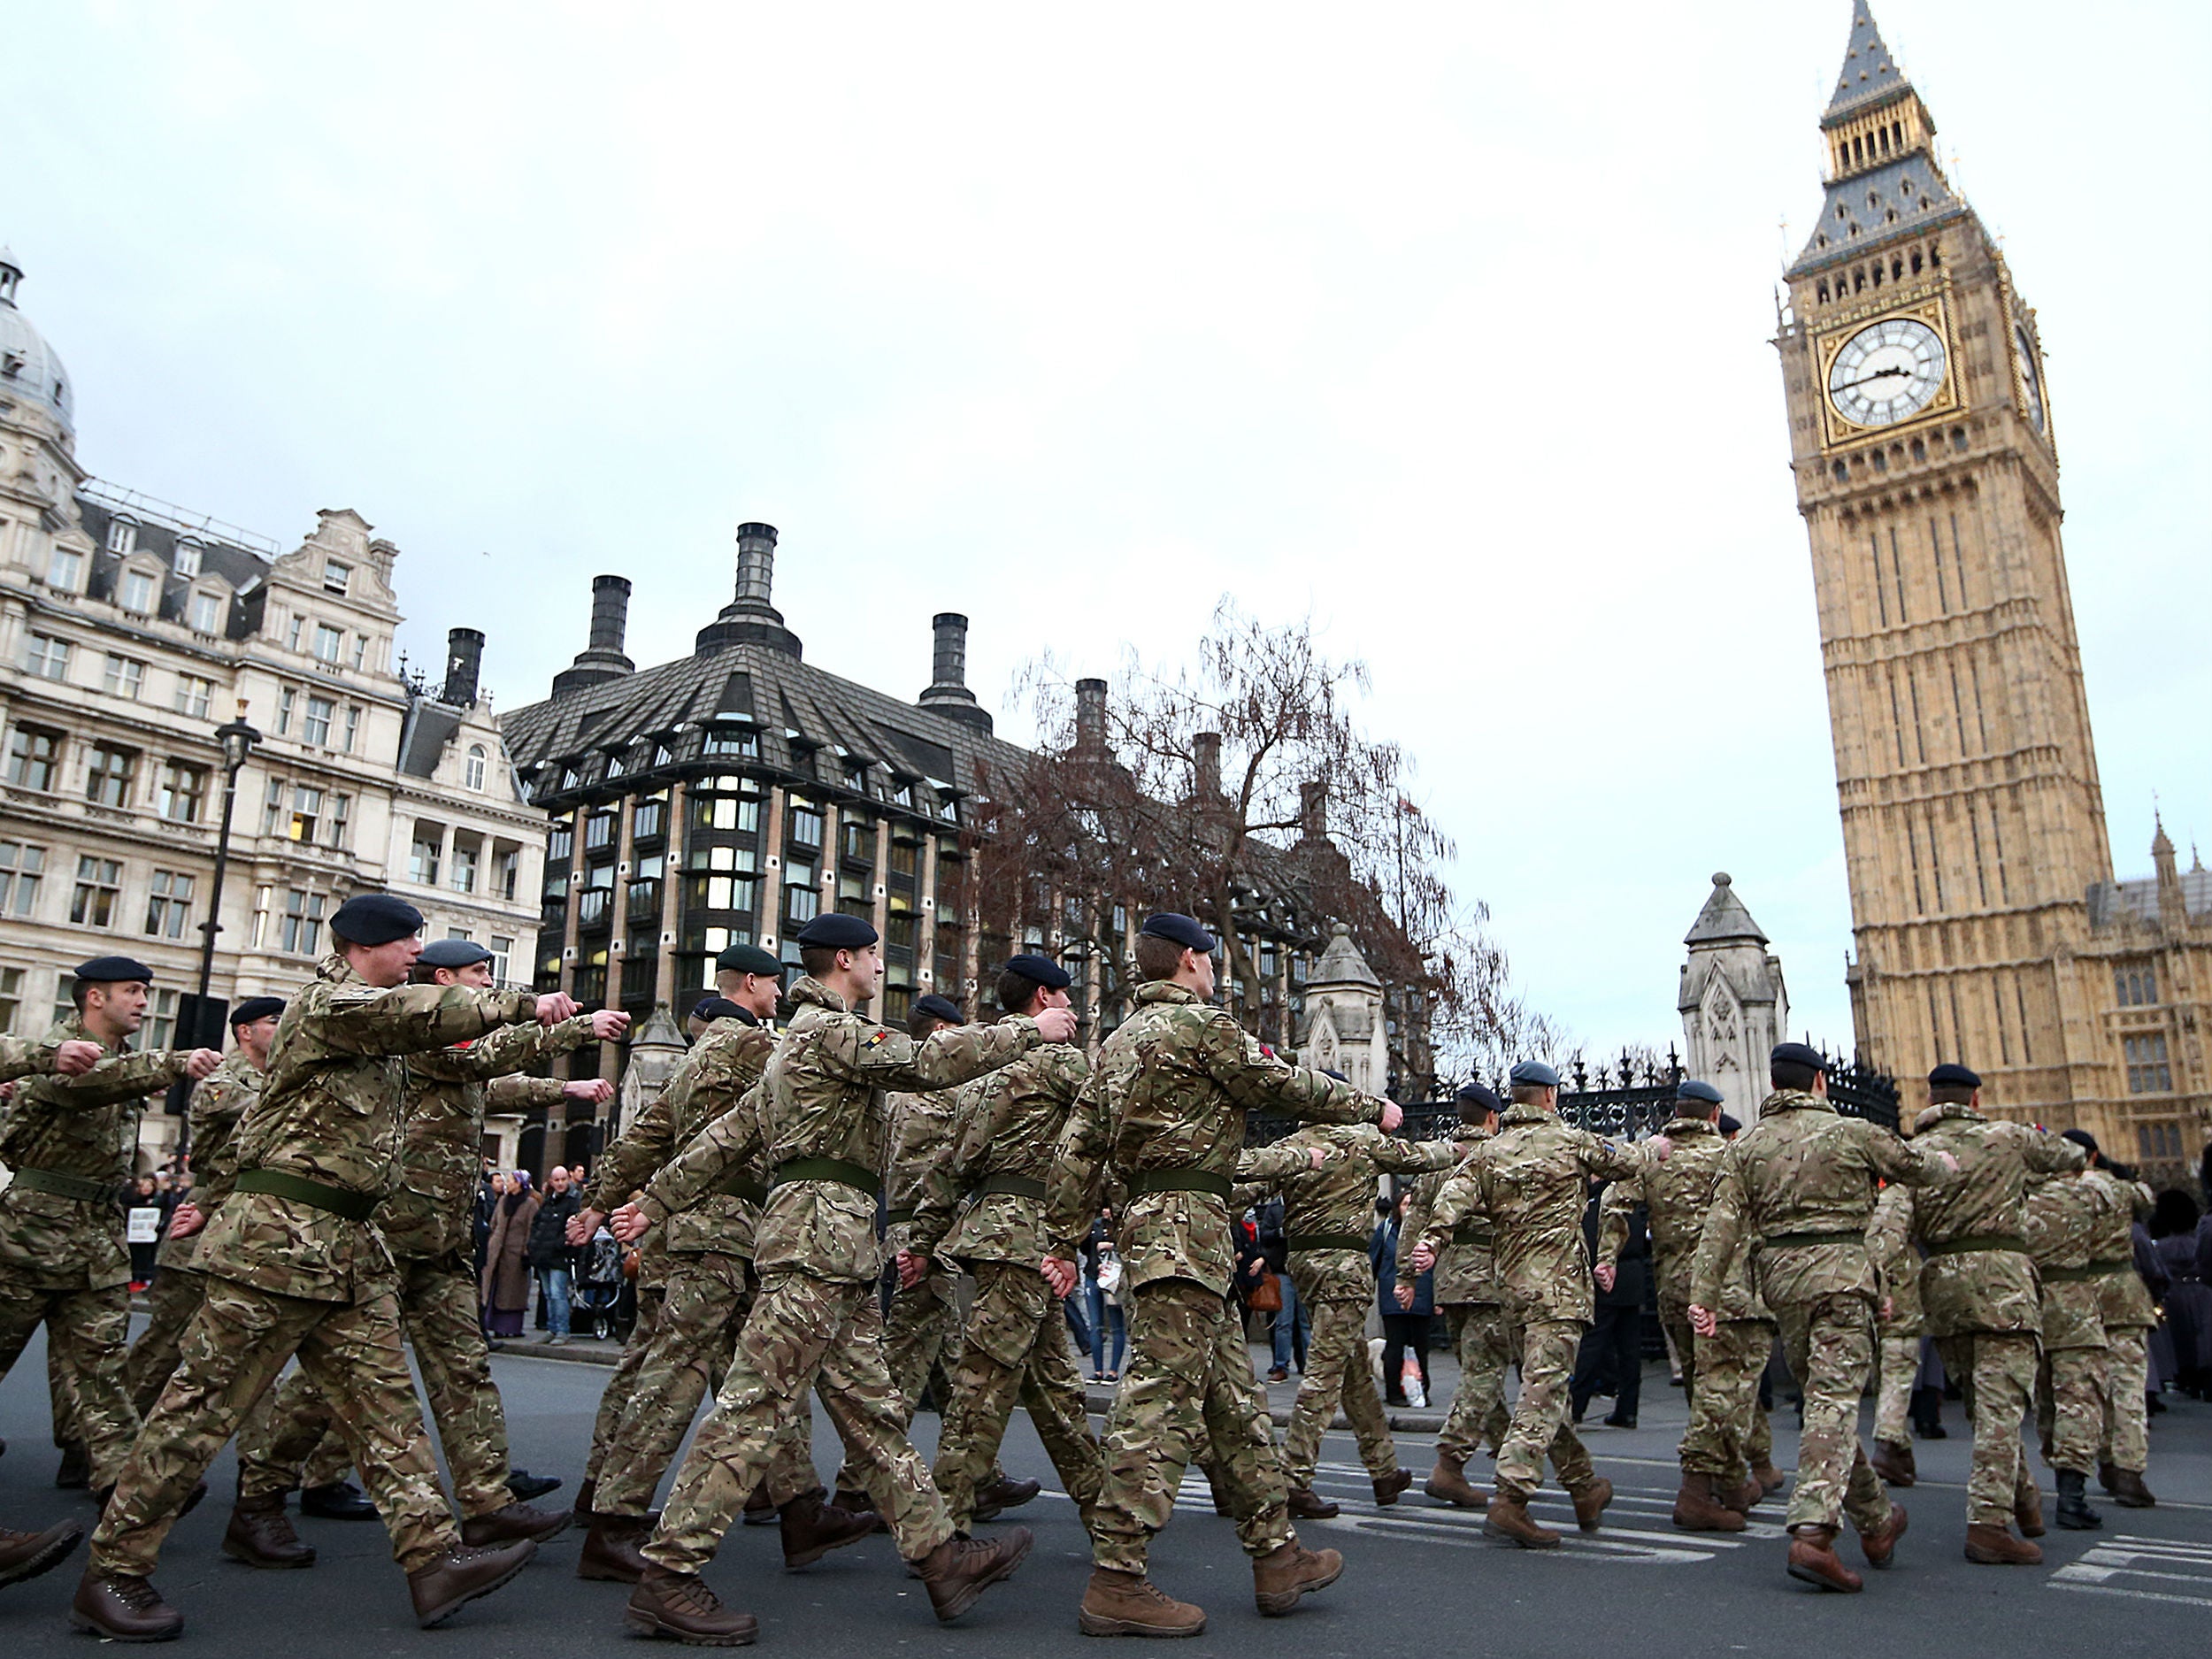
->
[4,1322,2208,1657]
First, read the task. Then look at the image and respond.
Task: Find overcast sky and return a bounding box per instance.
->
[7,1,2205,1060]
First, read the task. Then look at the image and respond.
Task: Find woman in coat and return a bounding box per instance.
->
[480,1171,541,1340]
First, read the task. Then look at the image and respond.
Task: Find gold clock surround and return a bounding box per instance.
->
[1812,293,1962,450]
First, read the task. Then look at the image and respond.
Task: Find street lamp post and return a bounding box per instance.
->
[181,700,261,1152]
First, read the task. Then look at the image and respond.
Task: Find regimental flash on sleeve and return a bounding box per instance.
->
[863,1029,890,1049]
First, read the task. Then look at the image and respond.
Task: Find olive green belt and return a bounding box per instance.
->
[1926,1233,2026,1257]
[7,1166,111,1203]
[1451,1225,1490,1245]
[772,1157,881,1198]
[884,1206,918,1225]
[973,1172,1048,1202]
[2087,1257,2129,1272]
[1763,1229,1865,1249]
[2039,1263,2102,1283]
[1288,1232,1369,1254]
[1125,1169,1233,1201]
[713,1171,769,1205]
[233,1168,380,1224]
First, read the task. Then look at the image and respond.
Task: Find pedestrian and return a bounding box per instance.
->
[529,1165,583,1345]
[1084,1211,1126,1381]
[1376,1191,1434,1407]
[1574,1183,1647,1429]
[125,1175,170,1291]
[481,1172,540,1340]
[1256,1194,1309,1380]
[2149,1190,2211,1399]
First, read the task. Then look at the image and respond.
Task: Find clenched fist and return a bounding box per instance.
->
[589,1009,631,1041]
[185,1048,223,1079]
[55,1040,103,1076]
[536,992,580,1026]
[562,1078,615,1106]
[566,1208,605,1246]
[1033,1006,1079,1044]
[610,1202,651,1243]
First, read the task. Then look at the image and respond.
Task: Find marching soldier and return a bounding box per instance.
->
[2067,1129,2159,1508]
[2024,1164,2112,1530]
[1866,1154,1929,1487]
[1042,912,1394,1639]
[1689,1043,1951,1594]
[74,895,572,1640]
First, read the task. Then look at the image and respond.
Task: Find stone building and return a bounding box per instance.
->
[1772,10,2208,1175]
[0,248,544,1165]
[1677,873,1792,1125]
[1297,923,1388,1094]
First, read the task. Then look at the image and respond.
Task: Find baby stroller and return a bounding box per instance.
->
[574,1229,627,1341]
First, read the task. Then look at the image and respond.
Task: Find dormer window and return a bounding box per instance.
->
[106,518,137,557]
[188,590,224,634]
[47,547,83,592]
[323,561,351,595]
[119,569,156,614]
[465,745,488,791]
[173,539,203,579]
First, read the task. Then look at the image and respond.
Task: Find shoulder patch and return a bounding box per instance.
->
[863,1028,890,1049]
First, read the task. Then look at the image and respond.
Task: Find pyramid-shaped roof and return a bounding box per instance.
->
[1685,873,1770,947]
[1823,4,1910,127]
[1307,921,1381,989]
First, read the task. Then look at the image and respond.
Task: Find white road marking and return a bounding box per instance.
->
[2047,1535,2212,1609]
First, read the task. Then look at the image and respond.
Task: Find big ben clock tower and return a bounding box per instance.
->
[1777,7,2118,1122]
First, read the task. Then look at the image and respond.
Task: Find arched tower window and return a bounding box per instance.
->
[465,745,488,791]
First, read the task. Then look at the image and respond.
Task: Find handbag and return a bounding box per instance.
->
[1248,1270,1283,1313]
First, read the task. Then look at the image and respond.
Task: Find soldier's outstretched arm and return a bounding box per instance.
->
[832,1015,1045,1094]
[313,981,538,1056]
[1688,1154,1749,1317]
[638,1081,769,1225]
[0,1037,97,1082]
[584,1074,683,1217]
[1373,1134,1461,1179]
[27,1046,197,1107]
[444,1012,603,1079]
[1858,1121,1955,1187]
[2020,1125,2089,1177]
[485,1071,575,1113]
[1043,1080,1111,1260]
[1197,1011,1385,1126]
[1412,1156,1482,1266]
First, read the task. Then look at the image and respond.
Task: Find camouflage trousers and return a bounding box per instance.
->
[0,1270,138,1490]
[91,1277,459,1576]
[1772,1292,1889,1535]
[1089,1278,1294,1575]
[597,1250,818,1517]
[1435,1302,1512,1465]
[832,1264,963,1498]
[2037,1343,2109,1475]
[1678,1317,1775,1482]
[125,1262,209,1417]
[1873,1330,1923,1446]
[1280,1289,1396,1490]
[933,1257,1104,1531]
[1934,1332,2039,1526]
[1493,1317,1599,1502]
[236,1250,516,1520]
[2100,1325,2151,1474]
[585,1284,666,1494]
[234,1368,354,1493]
[643,1269,956,1572]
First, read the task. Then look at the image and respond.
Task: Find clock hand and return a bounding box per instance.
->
[1831,365,1911,393]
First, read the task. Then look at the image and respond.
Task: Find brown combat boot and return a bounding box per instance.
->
[833,1486,877,1516]
[913,1527,1033,1622]
[221,1494,316,1568]
[1423,1454,1485,1509]
[2110,1468,2156,1509]
[407,1540,537,1627]
[70,1569,184,1640]
[741,1482,777,1527]
[1371,1468,1414,1507]
[1964,1522,2042,1564]
[1858,1502,1908,1569]
[1754,1461,1786,1496]
[1484,1491,1560,1549]
[1786,1525,1863,1593]
[779,1489,879,1570]
[1252,1541,1342,1616]
[459,1501,572,1547]
[0,1517,83,1589]
[625,1564,758,1646]
[1286,1486,1339,1520]
[1722,1476,1763,1514]
[577,1512,651,1583]
[971,1475,1041,1523]
[1671,1475,1747,1532]
[1870,1440,1916,1486]
[1570,1477,1614,1532]
[572,1476,596,1519]
[1078,1567,1206,1638]
[2016,1484,2046,1538]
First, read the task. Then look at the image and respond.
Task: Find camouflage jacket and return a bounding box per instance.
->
[1044,980,1384,1298]
[595,1015,776,1259]
[1690,1089,1950,1313]
[1238,1123,1456,1302]
[883,1086,961,1232]
[159,1050,265,1272]
[1416,1104,1651,1326]
[1909,1104,2084,1337]
[1397,1128,1495,1305]
[1865,1181,1924,1334]
[2024,1172,2108,1351]
[1600,1118,1769,1323]
[913,1027,1091,1268]
[379,1016,593,1262]
[0,1034,65,1081]
[2081,1164,2159,1329]
[0,1016,198,1292]
[642,976,1039,1284]
[197,954,536,1304]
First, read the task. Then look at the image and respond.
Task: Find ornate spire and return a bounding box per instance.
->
[1823,4,1910,127]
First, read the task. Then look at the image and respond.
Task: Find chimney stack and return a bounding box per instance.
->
[733,522,777,607]
[1194,732,1222,799]
[1300,779,1328,841]
[695,520,803,657]
[917,611,992,733]
[442,627,484,706]
[588,574,632,654]
[1075,678,1108,753]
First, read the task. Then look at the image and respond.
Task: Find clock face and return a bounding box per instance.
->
[1827,316,1948,428]
[2015,324,2046,433]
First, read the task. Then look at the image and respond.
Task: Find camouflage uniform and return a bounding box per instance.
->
[634,976,1044,1571]
[0,1018,198,1489]
[1865,1182,1925,1448]
[2024,1172,2110,1477]
[235,1014,592,1517]
[1904,1104,2085,1525]
[1416,1105,1652,1505]
[1600,1118,1775,1488]
[1240,1124,1455,1493]
[913,1024,1104,1532]
[88,956,540,1578]
[1398,1127,1512,1466]
[1689,1088,1949,1536]
[1043,980,1384,1577]
[2081,1165,2157,1477]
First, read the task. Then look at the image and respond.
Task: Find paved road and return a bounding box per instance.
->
[3,1326,2206,1656]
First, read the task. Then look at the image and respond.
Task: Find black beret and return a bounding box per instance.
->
[716,943,785,979]
[795,912,879,950]
[690,996,745,1024]
[1001,952,1072,992]
[1677,1079,1725,1106]
[1321,1068,1350,1083]
[1454,1080,1502,1114]
[419,939,494,970]
[2060,1127,2099,1156]
[229,996,285,1026]
[1717,1114,1743,1137]
[73,956,155,984]
[1770,1041,1828,1073]
[910,994,964,1025]
[1509,1059,1560,1088]
[1927,1063,1981,1089]
[1139,912,1216,954]
[329,892,425,946]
